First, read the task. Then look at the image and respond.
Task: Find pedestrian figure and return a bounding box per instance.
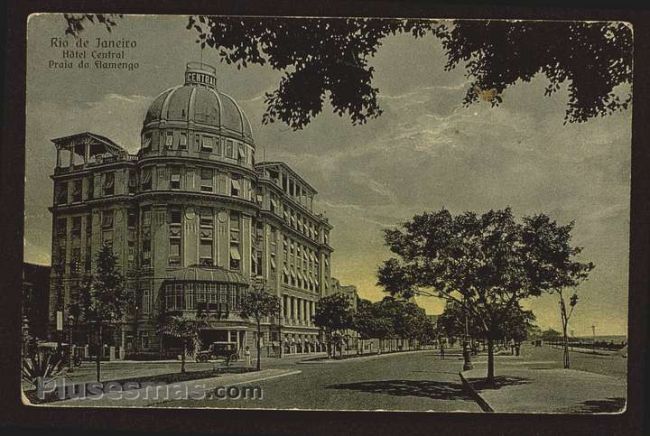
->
[439,342,445,360]
[244,346,251,367]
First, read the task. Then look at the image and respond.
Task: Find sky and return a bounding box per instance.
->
[25,14,631,336]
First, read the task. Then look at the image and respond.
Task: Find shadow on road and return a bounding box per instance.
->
[468,376,531,391]
[567,397,626,414]
[327,379,472,400]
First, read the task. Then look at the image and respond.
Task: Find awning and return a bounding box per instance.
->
[171,174,181,182]
[230,246,241,260]
[283,266,289,275]
[256,194,263,204]
[270,198,278,208]
[238,147,246,158]
[270,257,277,269]
[163,265,248,285]
[231,179,241,190]
[290,269,296,278]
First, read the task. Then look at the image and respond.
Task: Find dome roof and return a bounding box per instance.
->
[143,63,253,142]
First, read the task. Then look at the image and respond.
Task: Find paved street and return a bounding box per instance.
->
[158,350,481,412]
[26,344,626,412]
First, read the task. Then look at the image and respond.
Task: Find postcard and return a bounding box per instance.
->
[21,13,631,414]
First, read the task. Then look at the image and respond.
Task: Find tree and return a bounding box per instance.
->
[313,292,354,358]
[78,243,129,382]
[377,208,593,384]
[157,311,207,373]
[239,285,280,371]
[352,299,375,354]
[521,214,595,368]
[437,299,484,343]
[64,16,632,129]
[540,328,563,342]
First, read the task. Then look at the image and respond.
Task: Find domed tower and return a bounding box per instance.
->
[135,62,260,353]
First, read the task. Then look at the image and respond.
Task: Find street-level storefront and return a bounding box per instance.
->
[158,266,255,357]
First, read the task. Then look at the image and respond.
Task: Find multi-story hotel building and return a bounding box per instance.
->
[48,62,334,358]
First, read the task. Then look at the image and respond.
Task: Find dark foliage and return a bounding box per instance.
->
[63,15,632,129]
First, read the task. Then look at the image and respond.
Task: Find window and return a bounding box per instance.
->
[165,131,174,148]
[87,176,94,199]
[201,136,213,152]
[237,146,246,164]
[71,247,81,273]
[199,208,213,266]
[270,195,278,214]
[142,209,151,227]
[199,240,213,266]
[196,283,206,303]
[142,133,152,150]
[128,240,136,266]
[255,251,263,276]
[169,209,182,266]
[72,179,82,202]
[85,240,92,272]
[199,208,213,227]
[102,210,114,229]
[229,244,241,270]
[231,175,241,197]
[102,230,113,247]
[230,212,240,242]
[214,138,222,156]
[128,170,137,194]
[142,289,151,314]
[200,168,213,192]
[169,239,181,266]
[103,172,114,196]
[170,166,181,190]
[55,182,68,205]
[142,239,151,267]
[71,216,82,239]
[141,167,152,190]
[85,215,92,235]
[225,140,234,158]
[179,133,187,150]
[127,210,137,228]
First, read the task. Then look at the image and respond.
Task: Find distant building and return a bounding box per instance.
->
[48,62,335,358]
[23,262,50,340]
[330,278,359,350]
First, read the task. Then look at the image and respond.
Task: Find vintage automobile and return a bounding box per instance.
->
[195,341,240,364]
[36,342,83,367]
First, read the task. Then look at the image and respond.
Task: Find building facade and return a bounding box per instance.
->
[48,62,334,358]
[23,262,51,341]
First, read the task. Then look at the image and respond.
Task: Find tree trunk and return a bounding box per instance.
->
[562,321,570,369]
[486,336,495,385]
[256,320,262,371]
[96,324,102,382]
[181,340,186,373]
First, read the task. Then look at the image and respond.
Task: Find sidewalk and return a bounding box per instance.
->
[297,348,437,364]
[460,356,626,414]
[32,368,301,408]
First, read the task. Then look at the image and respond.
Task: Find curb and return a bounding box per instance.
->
[459,371,494,413]
[297,349,434,364]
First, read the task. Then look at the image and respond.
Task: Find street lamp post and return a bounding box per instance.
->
[68,314,75,373]
[462,297,473,371]
[592,324,596,354]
